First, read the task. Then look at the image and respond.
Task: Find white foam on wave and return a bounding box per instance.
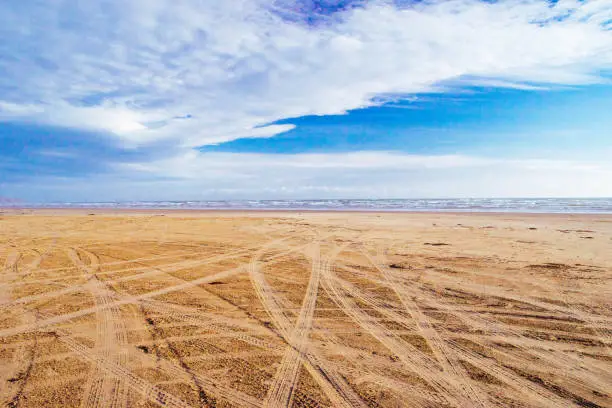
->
[4,198,612,214]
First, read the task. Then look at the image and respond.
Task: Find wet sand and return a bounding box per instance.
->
[1,210,611,407]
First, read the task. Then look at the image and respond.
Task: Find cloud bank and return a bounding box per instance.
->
[1,0,611,147]
[5,151,612,201]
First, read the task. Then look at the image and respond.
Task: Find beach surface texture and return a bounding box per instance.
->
[1,210,611,407]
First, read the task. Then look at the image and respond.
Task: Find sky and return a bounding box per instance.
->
[1,0,612,202]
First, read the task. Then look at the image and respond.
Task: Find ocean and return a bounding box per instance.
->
[4,198,612,214]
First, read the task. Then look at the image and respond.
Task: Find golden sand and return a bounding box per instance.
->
[1,210,611,407]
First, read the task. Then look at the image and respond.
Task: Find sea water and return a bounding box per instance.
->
[5,198,612,213]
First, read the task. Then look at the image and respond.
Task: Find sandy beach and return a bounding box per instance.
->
[1,210,611,407]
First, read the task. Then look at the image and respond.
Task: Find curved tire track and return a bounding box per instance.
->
[67,247,130,408]
[1,250,40,408]
[47,327,193,408]
[250,241,366,408]
[320,252,489,408]
[365,247,489,407]
[264,243,323,408]
[371,247,595,407]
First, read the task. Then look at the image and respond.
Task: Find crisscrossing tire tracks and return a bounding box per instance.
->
[67,248,130,408]
[250,240,367,408]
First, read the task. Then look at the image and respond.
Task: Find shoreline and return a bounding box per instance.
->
[3,207,612,219]
[3,197,611,216]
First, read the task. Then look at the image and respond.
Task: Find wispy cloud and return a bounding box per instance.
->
[5,151,612,201]
[0,0,611,147]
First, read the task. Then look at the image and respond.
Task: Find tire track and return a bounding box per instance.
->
[265,242,322,408]
[249,241,367,408]
[0,248,45,294]
[45,327,193,408]
[445,337,583,408]
[0,237,284,335]
[0,239,311,406]
[0,234,286,324]
[309,330,449,408]
[45,227,293,278]
[0,236,299,313]
[380,254,607,404]
[155,237,367,407]
[17,249,44,278]
[321,255,487,408]
[0,251,20,303]
[6,247,209,281]
[46,306,265,408]
[424,295,612,399]
[365,247,489,407]
[29,274,266,408]
[422,267,612,346]
[372,248,598,407]
[67,248,130,408]
[0,245,256,311]
[1,250,40,408]
[138,305,262,408]
[391,262,612,392]
[354,374,449,408]
[142,299,284,352]
[0,263,246,339]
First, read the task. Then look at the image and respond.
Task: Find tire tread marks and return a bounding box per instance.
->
[250,241,367,408]
[67,248,130,408]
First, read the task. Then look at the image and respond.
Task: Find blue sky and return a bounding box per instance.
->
[1,0,612,202]
[202,85,612,158]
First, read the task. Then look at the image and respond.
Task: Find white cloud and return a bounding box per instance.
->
[120,151,499,177]
[5,151,612,201]
[0,101,148,137]
[0,0,611,147]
